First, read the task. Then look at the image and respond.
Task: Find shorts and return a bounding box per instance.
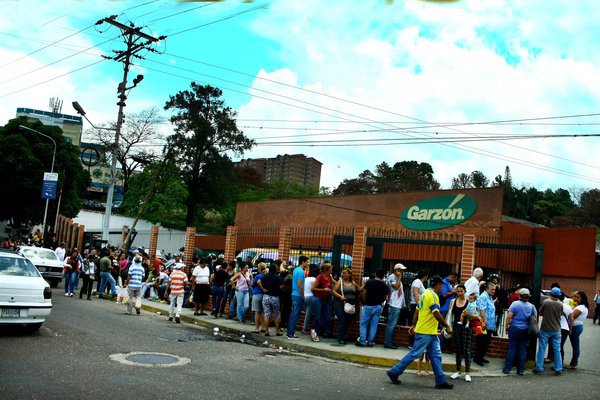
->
[262,295,280,319]
[252,293,264,313]
[193,284,211,304]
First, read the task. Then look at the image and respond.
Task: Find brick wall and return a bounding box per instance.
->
[461,234,475,282]
[351,226,367,282]
[148,225,159,259]
[224,226,238,261]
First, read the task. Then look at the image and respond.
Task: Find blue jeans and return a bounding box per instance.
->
[236,290,249,321]
[64,269,74,293]
[569,324,584,366]
[503,326,529,373]
[67,270,79,294]
[311,297,332,336]
[99,271,117,297]
[287,295,304,337]
[359,304,382,345]
[334,304,350,341]
[388,333,447,385]
[536,330,562,372]
[384,306,401,346]
[303,296,313,331]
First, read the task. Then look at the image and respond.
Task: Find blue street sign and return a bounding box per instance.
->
[41,172,58,200]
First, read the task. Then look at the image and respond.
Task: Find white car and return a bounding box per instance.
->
[0,251,53,331]
[17,246,64,288]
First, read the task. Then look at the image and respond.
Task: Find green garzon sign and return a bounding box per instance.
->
[400,194,477,231]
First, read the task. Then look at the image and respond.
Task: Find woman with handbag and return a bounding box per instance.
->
[502,288,536,375]
[332,267,362,345]
[449,284,474,382]
[79,253,96,300]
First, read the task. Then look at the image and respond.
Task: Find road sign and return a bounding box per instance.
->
[41,172,59,200]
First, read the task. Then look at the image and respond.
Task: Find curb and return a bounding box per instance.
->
[138,302,489,374]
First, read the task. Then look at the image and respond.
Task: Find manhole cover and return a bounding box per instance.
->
[110,352,190,367]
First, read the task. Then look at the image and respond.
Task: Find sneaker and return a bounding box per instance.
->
[69,293,74,297]
[464,374,471,382]
[532,369,543,375]
[65,293,70,297]
[175,317,181,324]
[435,382,454,389]
[168,317,173,322]
[450,372,461,380]
[287,335,300,340]
[135,308,140,315]
[355,342,366,347]
[386,371,400,385]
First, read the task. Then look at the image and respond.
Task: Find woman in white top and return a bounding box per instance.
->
[302,267,318,333]
[564,291,589,369]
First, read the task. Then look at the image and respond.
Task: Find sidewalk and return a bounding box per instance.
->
[134,297,508,377]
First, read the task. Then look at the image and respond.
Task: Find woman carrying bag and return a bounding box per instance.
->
[332,267,362,345]
[449,284,473,382]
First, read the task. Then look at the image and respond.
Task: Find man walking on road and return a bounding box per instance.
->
[167,263,189,323]
[533,287,564,375]
[287,256,308,339]
[124,255,145,315]
[386,275,454,389]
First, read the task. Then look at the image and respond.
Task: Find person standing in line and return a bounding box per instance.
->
[533,287,564,375]
[502,288,536,375]
[546,292,572,365]
[231,262,251,323]
[54,242,66,262]
[438,272,458,350]
[384,263,407,349]
[310,262,334,342]
[464,267,484,298]
[449,285,474,382]
[301,267,318,334]
[357,268,389,347]
[251,262,267,333]
[592,290,600,324]
[98,248,117,299]
[79,253,96,300]
[119,253,129,288]
[166,263,189,323]
[124,255,145,315]
[332,267,361,345]
[386,275,454,390]
[191,257,211,316]
[259,263,285,336]
[564,291,589,370]
[222,261,237,319]
[473,282,497,366]
[408,270,428,348]
[210,263,228,319]
[287,256,308,339]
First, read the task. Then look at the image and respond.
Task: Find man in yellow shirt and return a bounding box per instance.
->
[386,275,454,389]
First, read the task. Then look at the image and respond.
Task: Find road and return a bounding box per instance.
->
[1,288,599,400]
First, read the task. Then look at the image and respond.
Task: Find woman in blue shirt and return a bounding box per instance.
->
[502,288,536,375]
[474,282,497,366]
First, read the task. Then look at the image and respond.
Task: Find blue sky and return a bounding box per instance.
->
[1,0,599,195]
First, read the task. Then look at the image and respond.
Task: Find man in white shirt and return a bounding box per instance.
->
[55,242,66,262]
[384,263,407,349]
[192,257,211,316]
[464,267,484,298]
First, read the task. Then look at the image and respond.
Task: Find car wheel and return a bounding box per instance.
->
[50,280,59,288]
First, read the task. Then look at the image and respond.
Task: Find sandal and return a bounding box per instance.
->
[416,371,422,376]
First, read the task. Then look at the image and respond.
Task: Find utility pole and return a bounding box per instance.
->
[95,15,163,242]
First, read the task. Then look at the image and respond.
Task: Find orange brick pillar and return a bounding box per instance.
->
[460,234,476,282]
[183,227,196,275]
[277,227,292,266]
[121,225,129,248]
[224,226,238,262]
[56,215,63,243]
[70,223,79,252]
[148,225,160,260]
[59,216,68,243]
[77,224,85,251]
[351,226,368,283]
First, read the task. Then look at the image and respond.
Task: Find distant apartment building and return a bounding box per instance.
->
[238,154,322,188]
[16,107,83,146]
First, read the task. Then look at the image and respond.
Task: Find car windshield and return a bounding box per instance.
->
[0,257,40,277]
[22,248,59,261]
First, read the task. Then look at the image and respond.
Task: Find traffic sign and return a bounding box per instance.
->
[41,172,58,200]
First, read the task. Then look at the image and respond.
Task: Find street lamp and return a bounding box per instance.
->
[19,125,57,237]
[71,101,118,242]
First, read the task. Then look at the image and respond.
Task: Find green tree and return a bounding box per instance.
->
[579,188,600,226]
[332,170,376,195]
[0,118,89,230]
[164,83,254,227]
[451,173,472,189]
[471,171,490,188]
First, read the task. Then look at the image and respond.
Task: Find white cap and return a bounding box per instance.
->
[394,263,407,270]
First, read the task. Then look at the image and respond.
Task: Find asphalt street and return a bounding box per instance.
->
[1,288,599,400]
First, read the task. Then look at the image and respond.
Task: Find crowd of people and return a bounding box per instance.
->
[4,234,592,390]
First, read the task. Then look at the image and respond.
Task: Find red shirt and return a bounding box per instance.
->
[153,257,164,273]
[313,274,333,301]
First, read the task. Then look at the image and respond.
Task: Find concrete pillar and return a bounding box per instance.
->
[460,234,476,282]
[277,227,292,266]
[77,224,85,252]
[351,226,368,283]
[148,225,160,260]
[70,223,79,252]
[66,220,73,250]
[224,226,238,262]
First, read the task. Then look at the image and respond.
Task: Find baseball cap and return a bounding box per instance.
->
[394,263,407,271]
[518,288,530,296]
[551,287,562,297]
[218,254,225,258]
[430,275,443,286]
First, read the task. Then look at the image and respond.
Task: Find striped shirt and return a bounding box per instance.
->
[169,270,189,295]
[128,263,146,290]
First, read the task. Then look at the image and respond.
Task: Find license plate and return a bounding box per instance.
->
[1,308,20,318]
